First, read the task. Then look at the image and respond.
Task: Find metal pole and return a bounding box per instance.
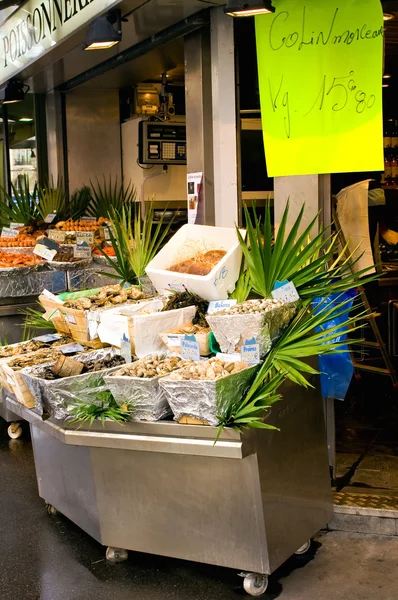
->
[2,104,11,195]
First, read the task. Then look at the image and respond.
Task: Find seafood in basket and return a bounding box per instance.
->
[159,358,259,426]
[104,354,195,422]
[206,298,298,357]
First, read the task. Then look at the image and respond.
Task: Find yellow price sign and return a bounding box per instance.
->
[256,0,384,177]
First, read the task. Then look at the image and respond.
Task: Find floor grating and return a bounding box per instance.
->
[334,491,398,512]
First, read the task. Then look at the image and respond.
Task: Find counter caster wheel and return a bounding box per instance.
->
[106,547,128,563]
[295,540,311,555]
[241,573,268,597]
[46,503,58,516]
[7,423,22,439]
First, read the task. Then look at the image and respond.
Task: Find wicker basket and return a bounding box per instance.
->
[2,361,36,408]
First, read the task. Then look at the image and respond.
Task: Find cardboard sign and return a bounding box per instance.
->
[255,0,384,176]
[48,230,66,243]
[1,227,19,238]
[76,231,94,244]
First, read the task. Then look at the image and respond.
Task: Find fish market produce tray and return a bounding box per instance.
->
[104,355,194,422]
[159,359,259,426]
[159,322,211,356]
[146,224,245,301]
[22,348,124,420]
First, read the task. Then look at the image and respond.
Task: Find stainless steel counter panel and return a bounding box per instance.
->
[4,381,332,576]
[0,269,66,298]
[67,266,119,291]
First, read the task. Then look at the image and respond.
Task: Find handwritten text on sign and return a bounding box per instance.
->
[255,0,384,177]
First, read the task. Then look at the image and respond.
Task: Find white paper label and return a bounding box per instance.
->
[74,244,92,259]
[48,230,66,243]
[167,283,186,293]
[64,313,77,324]
[59,343,85,354]
[241,343,261,365]
[207,299,237,314]
[80,217,97,222]
[42,289,64,303]
[271,281,300,304]
[33,333,62,343]
[215,352,242,363]
[33,244,57,261]
[120,335,132,364]
[10,222,23,229]
[44,213,57,224]
[76,231,94,244]
[166,334,182,347]
[180,338,200,362]
[1,227,19,238]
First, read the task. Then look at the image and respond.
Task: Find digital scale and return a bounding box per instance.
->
[138,120,187,165]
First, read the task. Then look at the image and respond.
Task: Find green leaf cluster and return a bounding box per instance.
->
[67,394,134,429]
[88,176,136,219]
[0,176,39,225]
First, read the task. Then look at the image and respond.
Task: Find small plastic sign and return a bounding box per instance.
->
[74,242,92,259]
[271,280,300,304]
[241,338,261,365]
[207,299,237,314]
[180,335,200,362]
[10,222,23,229]
[48,230,66,243]
[120,333,132,364]
[32,333,63,343]
[76,231,94,244]
[33,237,59,261]
[44,212,57,224]
[59,343,85,355]
[1,227,19,238]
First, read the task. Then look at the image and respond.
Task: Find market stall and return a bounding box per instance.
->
[0,203,372,595]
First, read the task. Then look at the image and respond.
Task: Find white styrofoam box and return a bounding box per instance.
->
[97,300,196,358]
[146,224,245,301]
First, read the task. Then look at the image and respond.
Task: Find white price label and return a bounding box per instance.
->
[48,230,66,243]
[180,338,200,362]
[44,213,57,224]
[207,299,237,314]
[241,343,261,365]
[80,217,97,222]
[166,334,182,347]
[120,335,132,364]
[1,227,19,238]
[74,244,92,259]
[76,231,94,244]
[271,281,300,304]
[10,222,24,229]
[33,244,57,261]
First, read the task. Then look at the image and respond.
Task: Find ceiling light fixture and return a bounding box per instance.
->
[383,13,395,21]
[19,117,33,122]
[84,10,123,50]
[0,80,29,104]
[383,83,390,88]
[224,0,275,17]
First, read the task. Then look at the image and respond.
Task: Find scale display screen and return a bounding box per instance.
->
[139,121,187,165]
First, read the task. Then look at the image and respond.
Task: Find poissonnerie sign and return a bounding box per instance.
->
[0,0,121,86]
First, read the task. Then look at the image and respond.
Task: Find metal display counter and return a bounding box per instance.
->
[1,377,333,596]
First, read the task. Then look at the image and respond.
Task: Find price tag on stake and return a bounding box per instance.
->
[48,230,66,243]
[1,227,19,238]
[207,299,237,314]
[10,222,24,229]
[44,212,57,224]
[241,343,261,365]
[181,335,200,361]
[120,334,132,364]
[271,280,300,304]
[34,237,59,261]
[80,216,97,223]
[74,242,92,259]
[76,231,94,244]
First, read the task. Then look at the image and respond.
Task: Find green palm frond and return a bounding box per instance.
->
[0,175,39,225]
[237,201,377,301]
[88,176,136,218]
[36,178,67,221]
[229,255,252,303]
[69,186,92,221]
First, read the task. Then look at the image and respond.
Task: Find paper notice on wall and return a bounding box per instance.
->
[255,0,384,176]
[187,172,203,224]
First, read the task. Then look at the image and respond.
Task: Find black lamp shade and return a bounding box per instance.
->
[84,14,122,50]
[224,0,275,17]
[0,80,25,104]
